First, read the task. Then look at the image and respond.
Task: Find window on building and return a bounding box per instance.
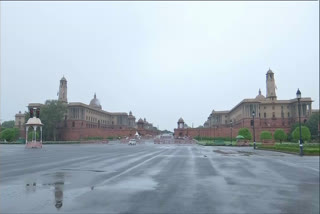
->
[272,106,275,110]
[272,112,275,118]
[288,112,290,118]
[264,113,266,118]
[72,121,75,127]
[264,106,266,109]
[281,112,284,118]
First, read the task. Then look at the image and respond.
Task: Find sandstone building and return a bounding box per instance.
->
[16,77,158,140]
[174,69,314,140]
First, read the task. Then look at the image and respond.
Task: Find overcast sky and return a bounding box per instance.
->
[1,1,319,131]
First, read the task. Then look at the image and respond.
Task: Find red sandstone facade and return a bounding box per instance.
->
[174,117,310,141]
[16,77,159,141]
[174,70,315,141]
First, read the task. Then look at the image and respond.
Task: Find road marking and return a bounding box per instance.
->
[99,149,168,186]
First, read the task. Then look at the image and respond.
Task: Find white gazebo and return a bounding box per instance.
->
[25,113,43,148]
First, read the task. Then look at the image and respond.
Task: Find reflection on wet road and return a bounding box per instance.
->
[0,143,319,213]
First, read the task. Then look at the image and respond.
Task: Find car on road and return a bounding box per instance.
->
[128,139,136,145]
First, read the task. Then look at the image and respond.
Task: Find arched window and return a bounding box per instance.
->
[72,121,75,127]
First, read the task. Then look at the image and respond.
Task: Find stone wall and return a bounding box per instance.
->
[174,117,309,141]
[60,121,159,141]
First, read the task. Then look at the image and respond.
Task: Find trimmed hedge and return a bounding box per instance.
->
[260,131,272,140]
[292,126,311,142]
[274,129,287,142]
[194,136,236,141]
[238,128,252,140]
[258,143,319,155]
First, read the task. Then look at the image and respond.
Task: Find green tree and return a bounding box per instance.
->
[260,131,272,140]
[27,131,40,141]
[273,129,287,143]
[40,100,67,141]
[0,128,20,142]
[1,120,15,130]
[24,111,30,123]
[292,126,311,142]
[306,112,319,138]
[238,128,252,140]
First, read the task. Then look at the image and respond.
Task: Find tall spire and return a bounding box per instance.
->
[259,88,261,95]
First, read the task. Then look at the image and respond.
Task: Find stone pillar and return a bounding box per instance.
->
[34,126,37,142]
[26,126,28,144]
[40,126,43,143]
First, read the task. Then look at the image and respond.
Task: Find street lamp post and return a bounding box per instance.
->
[252,110,256,149]
[296,89,303,156]
[230,120,233,146]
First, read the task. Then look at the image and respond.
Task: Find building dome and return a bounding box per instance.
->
[128,111,135,119]
[138,118,144,123]
[178,118,184,123]
[266,68,274,74]
[89,93,102,110]
[255,89,266,101]
[61,76,67,81]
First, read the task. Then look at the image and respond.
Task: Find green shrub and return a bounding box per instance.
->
[238,128,252,140]
[194,136,214,141]
[258,143,319,155]
[274,129,287,143]
[27,131,40,141]
[0,128,20,142]
[260,131,272,140]
[84,136,104,140]
[194,136,236,141]
[292,126,311,143]
[306,112,319,139]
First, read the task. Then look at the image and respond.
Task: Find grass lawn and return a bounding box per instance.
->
[197,140,262,146]
[197,140,320,155]
[257,142,320,155]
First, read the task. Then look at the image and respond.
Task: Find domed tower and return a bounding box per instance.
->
[89,93,102,110]
[255,89,266,101]
[177,118,185,129]
[137,118,144,129]
[58,76,68,103]
[128,111,136,128]
[266,69,277,101]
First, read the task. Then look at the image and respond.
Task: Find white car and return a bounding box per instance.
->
[128,139,136,145]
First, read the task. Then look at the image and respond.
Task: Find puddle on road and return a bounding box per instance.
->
[213,150,237,155]
[213,150,256,156]
[237,151,255,156]
[24,172,65,210]
[61,168,106,173]
[97,176,157,193]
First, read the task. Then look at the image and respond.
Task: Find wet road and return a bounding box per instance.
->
[1,142,319,213]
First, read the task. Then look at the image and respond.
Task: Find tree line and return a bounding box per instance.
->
[1,100,67,142]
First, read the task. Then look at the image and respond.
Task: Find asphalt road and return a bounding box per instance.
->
[1,142,319,214]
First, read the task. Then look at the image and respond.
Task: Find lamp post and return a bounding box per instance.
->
[252,110,256,149]
[230,120,233,146]
[296,89,303,156]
